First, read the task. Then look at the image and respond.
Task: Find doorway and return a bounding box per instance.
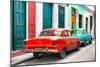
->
[43,3,52,29]
[79,14,83,28]
[12,1,26,50]
[86,17,88,31]
[28,2,36,38]
[71,7,76,29]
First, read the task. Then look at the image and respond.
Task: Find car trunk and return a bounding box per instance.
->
[24,38,52,49]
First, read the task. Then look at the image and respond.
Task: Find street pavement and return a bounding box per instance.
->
[13,40,96,66]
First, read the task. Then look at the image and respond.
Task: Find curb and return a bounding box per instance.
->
[11,50,25,57]
[11,53,33,65]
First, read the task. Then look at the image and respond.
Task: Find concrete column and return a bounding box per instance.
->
[65,5,69,29]
[26,2,28,39]
[76,9,79,29]
[88,17,90,33]
[67,5,72,30]
[36,3,43,37]
[91,16,94,38]
[52,4,58,28]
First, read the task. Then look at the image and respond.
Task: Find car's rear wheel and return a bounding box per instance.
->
[89,38,92,44]
[58,49,66,59]
[75,42,80,51]
[33,52,41,58]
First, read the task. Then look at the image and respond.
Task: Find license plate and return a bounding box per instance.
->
[23,48,47,52]
[23,49,34,53]
[34,48,47,52]
[35,48,42,51]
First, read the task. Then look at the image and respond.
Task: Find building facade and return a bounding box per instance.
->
[11,1,95,50]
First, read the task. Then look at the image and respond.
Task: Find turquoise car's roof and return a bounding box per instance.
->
[71,28,85,31]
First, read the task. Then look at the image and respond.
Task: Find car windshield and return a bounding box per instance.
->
[72,30,82,34]
[39,30,61,36]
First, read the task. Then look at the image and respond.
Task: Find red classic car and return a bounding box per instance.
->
[23,28,80,59]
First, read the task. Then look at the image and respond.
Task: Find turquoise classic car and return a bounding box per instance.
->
[72,29,92,46]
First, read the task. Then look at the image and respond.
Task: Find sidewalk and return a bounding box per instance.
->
[11,53,33,65]
[11,50,25,57]
[11,50,33,65]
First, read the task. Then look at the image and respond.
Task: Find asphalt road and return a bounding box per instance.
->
[17,40,96,66]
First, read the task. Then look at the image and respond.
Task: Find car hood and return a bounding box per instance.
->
[72,34,82,38]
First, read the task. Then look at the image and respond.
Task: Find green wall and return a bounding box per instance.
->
[67,5,86,30]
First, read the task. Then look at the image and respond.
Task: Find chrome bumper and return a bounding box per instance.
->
[22,48,58,53]
[80,41,84,43]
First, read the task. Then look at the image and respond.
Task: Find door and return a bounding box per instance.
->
[28,2,36,38]
[12,1,26,50]
[67,31,76,50]
[72,16,76,29]
[90,16,93,33]
[71,7,76,29]
[58,6,65,28]
[79,14,83,28]
[61,30,71,50]
[43,3,52,29]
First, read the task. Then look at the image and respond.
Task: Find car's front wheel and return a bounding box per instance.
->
[75,42,80,51]
[89,38,92,44]
[81,40,86,46]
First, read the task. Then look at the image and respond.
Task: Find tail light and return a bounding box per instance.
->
[23,41,27,45]
[23,41,27,49]
[23,46,26,49]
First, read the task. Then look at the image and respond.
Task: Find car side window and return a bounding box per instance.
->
[84,30,87,34]
[61,30,69,37]
[68,31,71,36]
[82,30,85,34]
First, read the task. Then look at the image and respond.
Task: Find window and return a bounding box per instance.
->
[72,30,82,34]
[79,14,83,28]
[86,17,88,31]
[40,30,54,36]
[90,16,93,32]
[72,7,76,16]
[71,7,76,29]
[43,3,52,29]
[83,30,86,34]
[58,6,65,28]
[61,30,68,37]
